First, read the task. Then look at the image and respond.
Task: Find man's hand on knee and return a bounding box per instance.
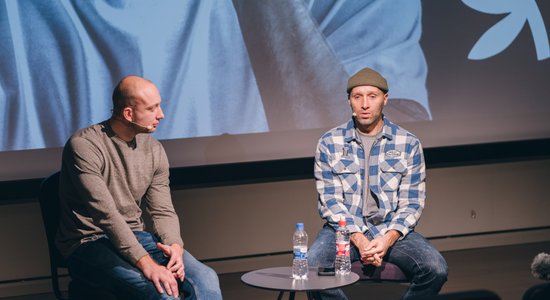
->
[136,254,179,298]
[157,242,185,281]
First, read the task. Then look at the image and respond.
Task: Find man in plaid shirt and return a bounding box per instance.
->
[308,68,448,299]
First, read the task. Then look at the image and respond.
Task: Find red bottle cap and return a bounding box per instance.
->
[339,216,346,227]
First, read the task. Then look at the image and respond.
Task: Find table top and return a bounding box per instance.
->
[241,267,359,292]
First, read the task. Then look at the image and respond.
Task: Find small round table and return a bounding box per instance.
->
[241,267,359,300]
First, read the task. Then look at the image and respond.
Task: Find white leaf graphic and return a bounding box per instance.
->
[468,12,525,60]
[463,0,549,60]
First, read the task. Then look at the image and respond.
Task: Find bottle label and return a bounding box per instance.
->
[293,246,308,260]
[336,241,350,256]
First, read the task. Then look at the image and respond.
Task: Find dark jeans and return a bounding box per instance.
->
[67,231,220,300]
[308,224,448,300]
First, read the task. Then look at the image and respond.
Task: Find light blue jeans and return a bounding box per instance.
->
[67,231,222,300]
[308,224,448,300]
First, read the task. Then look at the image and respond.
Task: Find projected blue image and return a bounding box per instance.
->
[463,0,549,60]
[0,0,429,152]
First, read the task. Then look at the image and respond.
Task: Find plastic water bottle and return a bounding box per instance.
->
[292,222,308,279]
[335,217,351,275]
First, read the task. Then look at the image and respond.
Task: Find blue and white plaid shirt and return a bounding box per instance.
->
[315,117,426,239]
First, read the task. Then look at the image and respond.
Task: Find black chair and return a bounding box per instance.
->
[39,172,117,300]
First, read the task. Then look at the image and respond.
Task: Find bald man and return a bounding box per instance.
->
[57,76,221,299]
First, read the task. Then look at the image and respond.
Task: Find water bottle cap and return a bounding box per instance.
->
[339,216,346,227]
[296,223,304,230]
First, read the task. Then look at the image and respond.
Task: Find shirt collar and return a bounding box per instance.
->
[343,116,394,144]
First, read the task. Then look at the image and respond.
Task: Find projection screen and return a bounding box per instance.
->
[1,0,549,181]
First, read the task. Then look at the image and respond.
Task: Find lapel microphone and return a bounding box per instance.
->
[129,120,154,131]
[115,117,154,131]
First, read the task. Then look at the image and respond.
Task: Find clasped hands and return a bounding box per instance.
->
[351,231,400,267]
[137,243,185,298]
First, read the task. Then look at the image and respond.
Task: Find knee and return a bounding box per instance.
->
[307,240,332,266]
[188,264,221,298]
[307,231,337,267]
[433,264,448,284]
[201,265,220,285]
[307,242,322,266]
[424,256,448,284]
[192,264,219,286]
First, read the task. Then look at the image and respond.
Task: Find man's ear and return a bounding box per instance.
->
[383,93,389,106]
[122,107,133,122]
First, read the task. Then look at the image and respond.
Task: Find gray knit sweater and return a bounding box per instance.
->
[56,120,183,264]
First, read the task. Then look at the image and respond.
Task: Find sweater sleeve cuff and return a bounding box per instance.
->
[127,247,149,266]
[163,237,184,248]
